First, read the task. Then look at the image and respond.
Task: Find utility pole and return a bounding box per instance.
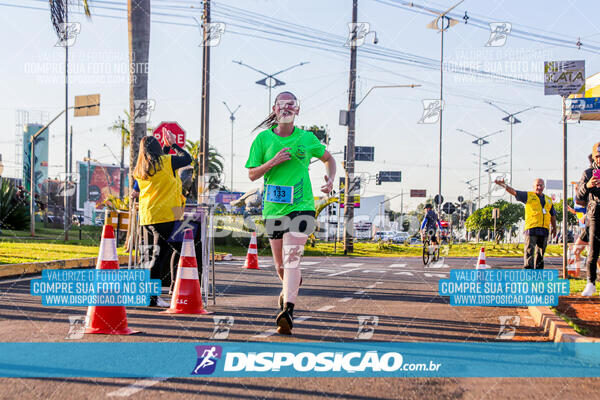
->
[69,127,73,177]
[119,118,125,199]
[344,0,358,254]
[87,150,91,203]
[67,125,73,232]
[63,6,69,242]
[199,0,211,203]
[562,96,568,278]
[223,102,241,192]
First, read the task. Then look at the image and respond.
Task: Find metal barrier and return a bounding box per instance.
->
[123,204,216,305]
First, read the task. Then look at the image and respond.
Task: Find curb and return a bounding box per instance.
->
[0,255,131,279]
[528,305,600,343]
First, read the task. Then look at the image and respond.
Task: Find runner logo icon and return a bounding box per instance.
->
[192,345,222,375]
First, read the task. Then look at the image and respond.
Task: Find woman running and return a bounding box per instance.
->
[245,91,336,334]
[133,128,191,307]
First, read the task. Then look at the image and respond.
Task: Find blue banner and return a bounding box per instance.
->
[30,269,161,306]
[440,269,569,306]
[0,342,598,377]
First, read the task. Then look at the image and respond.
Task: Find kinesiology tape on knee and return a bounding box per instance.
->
[283,244,304,269]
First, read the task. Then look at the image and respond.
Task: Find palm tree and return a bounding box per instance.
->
[127,0,151,194]
[49,0,91,30]
[109,111,155,149]
[185,140,227,199]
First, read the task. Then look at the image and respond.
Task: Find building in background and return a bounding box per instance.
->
[22,124,49,196]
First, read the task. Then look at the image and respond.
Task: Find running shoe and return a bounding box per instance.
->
[276,303,294,335]
[582,281,597,297]
[149,296,170,308]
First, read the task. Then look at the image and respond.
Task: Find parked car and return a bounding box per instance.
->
[391,232,410,244]
[373,231,395,241]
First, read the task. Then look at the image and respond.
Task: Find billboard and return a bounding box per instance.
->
[23,124,49,196]
[215,191,245,214]
[77,161,128,210]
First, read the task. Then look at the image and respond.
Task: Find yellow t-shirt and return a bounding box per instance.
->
[136,155,184,225]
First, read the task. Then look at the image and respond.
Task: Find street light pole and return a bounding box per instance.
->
[342,82,420,252]
[484,101,538,191]
[232,60,309,112]
[223,102,241,192]
[422,0,463,213]
[457,128,503,210]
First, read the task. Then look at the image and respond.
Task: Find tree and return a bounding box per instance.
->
[109,111,154,150]
[109,112,132,149]
[553,198,578,225]
[465,200,524,240]
[127,0,151,195]
[49,0,91,28]
[0,179,30,230]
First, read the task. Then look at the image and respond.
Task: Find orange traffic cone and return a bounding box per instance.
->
[163,229,211,315]
[85,225,139,335]
[243,232,260,270]
[476,247,489,270]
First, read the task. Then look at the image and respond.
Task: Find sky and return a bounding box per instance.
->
[1,0,599,211]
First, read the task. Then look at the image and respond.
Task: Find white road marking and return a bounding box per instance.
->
[327,268,360,277]
[301,261,320,266]
[295,316,311,322]
[317,305,335,312]
[362,270,387,273]
[424,273,448,278]
[354,290,365,295]
[427,262,449,269]
[388,263,407,268]
[394,271,414,276]
[107,378,168,397]
[366,284,377,289]
[341,262,363,267]
[314,269,337,273]
[252,329,278,338]
[339,297,353,302]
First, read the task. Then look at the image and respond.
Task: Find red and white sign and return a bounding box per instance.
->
[410,189,427,198]
[153,121,186,155]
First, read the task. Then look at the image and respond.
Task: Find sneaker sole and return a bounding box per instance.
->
[276,312,293,335]
[276,319,292,335]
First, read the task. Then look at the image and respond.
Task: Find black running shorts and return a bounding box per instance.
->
[265,211,316,240]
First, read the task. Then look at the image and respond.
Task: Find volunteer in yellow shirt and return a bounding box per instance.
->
[133,128,192,307]
[495,178,557,269]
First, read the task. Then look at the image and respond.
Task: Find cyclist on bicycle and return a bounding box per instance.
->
[420,204,441,245]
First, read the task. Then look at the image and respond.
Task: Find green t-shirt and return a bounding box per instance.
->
[245,126,326,219]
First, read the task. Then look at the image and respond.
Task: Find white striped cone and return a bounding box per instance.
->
[163,229,210,314]
[476,247,489,269]
[244,232,260,270]
[85,225,138,335]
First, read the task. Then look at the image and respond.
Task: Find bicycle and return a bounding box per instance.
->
[422,233,440,265]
